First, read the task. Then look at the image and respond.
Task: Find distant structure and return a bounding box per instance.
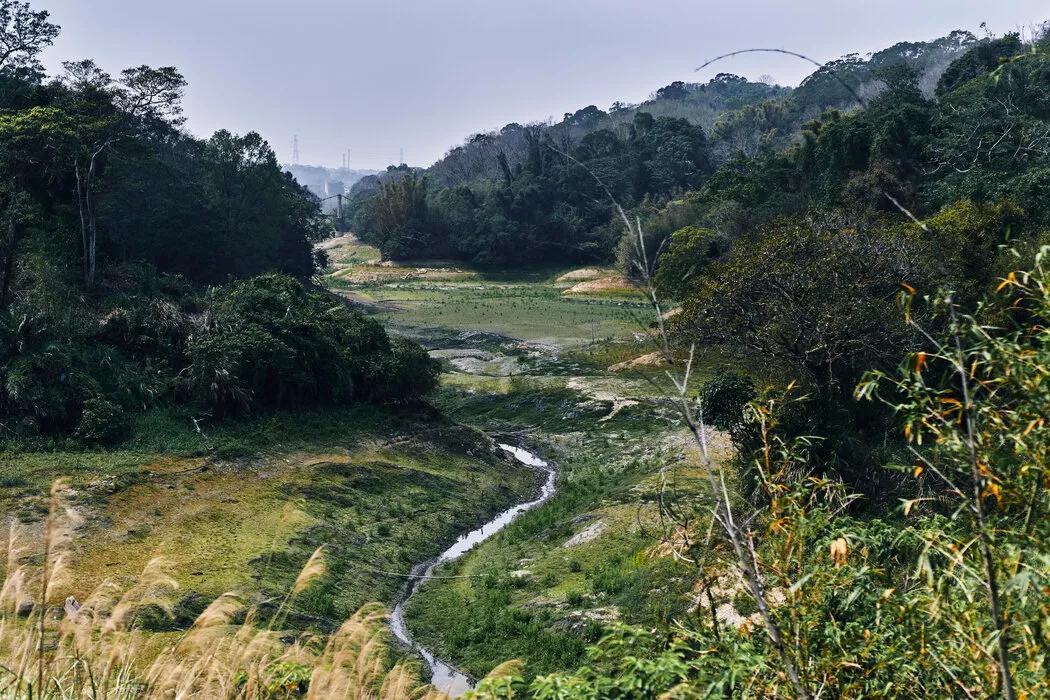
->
[324,180,346,197]
[292,135,300,166]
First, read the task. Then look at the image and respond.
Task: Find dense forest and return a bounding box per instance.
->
[0,1,436,444]
[344,29,995,265]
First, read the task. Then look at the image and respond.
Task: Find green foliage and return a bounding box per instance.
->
[354,115,711,264]
[651,225,720,299]
[75,396,130,444]
[185,274,438,415]
[0,7,438,442]
[676,217,926,390]
[697,371,755,432]
[936,33,1025,96]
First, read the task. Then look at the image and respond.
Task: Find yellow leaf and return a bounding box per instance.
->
[913,465,924,478]
[914,351,927,372]
[983,482,1003,506]
[901,282,916,295]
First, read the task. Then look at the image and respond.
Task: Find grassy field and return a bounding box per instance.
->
[0,404,538,633]
[395,359,739,679]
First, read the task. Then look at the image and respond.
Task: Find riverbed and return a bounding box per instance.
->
[389,444,557,696]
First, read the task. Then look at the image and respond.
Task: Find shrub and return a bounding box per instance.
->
[75,397,131,444]
[697,372,755,433]
[184,274,436,416]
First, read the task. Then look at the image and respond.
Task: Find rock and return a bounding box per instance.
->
[563,520,607,548]
[510,569,532,579]
[16,600,34,617]
[64,596,81,619]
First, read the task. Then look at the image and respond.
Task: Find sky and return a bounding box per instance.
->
[38,0,1049,170]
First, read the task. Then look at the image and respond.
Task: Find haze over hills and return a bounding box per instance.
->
[341,26,987,265]
[284,163,378,208]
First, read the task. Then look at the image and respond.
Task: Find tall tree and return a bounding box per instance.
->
[0,0,58,72]
[60,60,186,287]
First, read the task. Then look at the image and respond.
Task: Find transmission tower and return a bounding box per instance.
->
[292,135,300,165]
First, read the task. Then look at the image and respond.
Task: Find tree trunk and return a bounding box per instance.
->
[75,146,105,289]
[0,206,18,311]
[86,153,98,287]
[74,158,90,287]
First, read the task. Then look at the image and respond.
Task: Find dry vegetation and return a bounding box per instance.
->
[0,480,532,699]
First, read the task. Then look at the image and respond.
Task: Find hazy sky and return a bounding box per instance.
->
[39,1,1048,169]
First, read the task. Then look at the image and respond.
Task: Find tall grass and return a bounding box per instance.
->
[0,480,458,699]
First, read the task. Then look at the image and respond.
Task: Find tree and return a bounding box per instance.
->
[935,33,1025,96]
[198,130,316,278]
[859,251,1050,700]
[676,218,928,391]
[651,225,720,299]
[60,60,187,287]
[0,106,76,308]
[0,0,58,71]
[655,80,688,101]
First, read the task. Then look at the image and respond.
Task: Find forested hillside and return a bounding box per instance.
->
[344,28,981,264]
[0,2,436,444]
[448,24,1050,699]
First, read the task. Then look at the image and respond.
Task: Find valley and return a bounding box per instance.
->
[2,5,1048,695]
[318,235,739,688]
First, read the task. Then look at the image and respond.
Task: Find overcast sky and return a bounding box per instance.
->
[39,1,1048,170]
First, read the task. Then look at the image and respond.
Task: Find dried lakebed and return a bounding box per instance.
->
[390,444,556,696]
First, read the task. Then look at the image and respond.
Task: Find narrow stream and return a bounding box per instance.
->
[389,444,557,697]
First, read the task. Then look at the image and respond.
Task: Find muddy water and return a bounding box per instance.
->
[389,444,556,697]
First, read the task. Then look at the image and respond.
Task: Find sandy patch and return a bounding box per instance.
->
[607,351,666,373]
[598,398,640,423]
[562,276,635,294]
[555,268,605,284]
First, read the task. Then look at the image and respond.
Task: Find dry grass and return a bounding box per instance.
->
[0,480,508,699]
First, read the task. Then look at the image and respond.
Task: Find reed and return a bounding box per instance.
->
[0,481,465,699]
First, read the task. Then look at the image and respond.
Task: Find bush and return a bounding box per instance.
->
[185,274,436,416]
[76,397,131,444]
[697,372,755,433]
